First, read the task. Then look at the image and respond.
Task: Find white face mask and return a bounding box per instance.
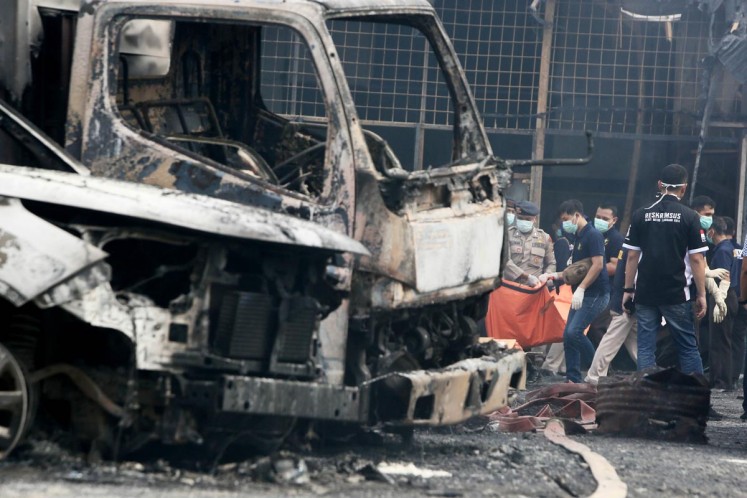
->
[506,212,516,225]
[562,215,578,235]
[516,219,534,233]
[594,218,610,233]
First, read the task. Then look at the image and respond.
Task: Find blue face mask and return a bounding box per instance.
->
[516,219,534,233]
[506,212,515,225]
[700,216,713,230]
[593,218,610,233]
[556,228,563,238]
[562,218,578,234]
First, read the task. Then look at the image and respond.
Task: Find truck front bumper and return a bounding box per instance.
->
[217,349,526,426]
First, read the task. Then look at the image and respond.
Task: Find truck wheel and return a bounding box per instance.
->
[0,343,31,459]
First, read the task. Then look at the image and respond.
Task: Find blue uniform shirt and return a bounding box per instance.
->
[554,235,573,272]
[604,226,624,284]
[711,239,734,273]
[572,223,610,296]
[711,239,739,290]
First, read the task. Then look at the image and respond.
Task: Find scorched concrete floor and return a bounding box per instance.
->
[1,388,745,497]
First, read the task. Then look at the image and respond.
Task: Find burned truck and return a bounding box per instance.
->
[0,118,521,460]
[4,0,521,380]
[0,0,591,457]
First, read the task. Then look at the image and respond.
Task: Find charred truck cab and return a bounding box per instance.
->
[59,0,514,385]
[0,0,592,456]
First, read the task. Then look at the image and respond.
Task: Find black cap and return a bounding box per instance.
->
[517,200,539,216]
[506,198,517,208]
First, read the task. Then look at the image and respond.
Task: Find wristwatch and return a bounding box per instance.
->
[622,287,635,293]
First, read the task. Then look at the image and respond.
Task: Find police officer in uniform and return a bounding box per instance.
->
[623,164,707,375]
[503,200,556,287]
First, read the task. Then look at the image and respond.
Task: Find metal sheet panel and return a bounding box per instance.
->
[0,198,107,305]
[716,32,747,84]
[222,376,364,422]
[412,209,502,293]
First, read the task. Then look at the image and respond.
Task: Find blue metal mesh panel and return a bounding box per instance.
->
[327,20,453,126]
[436,0,542,130]
[260,26,326,119]
[259,2,726,137]
[547,1,713,136]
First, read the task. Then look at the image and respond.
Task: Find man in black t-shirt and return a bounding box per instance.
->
[622,164,707,375]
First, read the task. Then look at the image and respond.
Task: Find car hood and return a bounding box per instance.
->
[0,165,369,256]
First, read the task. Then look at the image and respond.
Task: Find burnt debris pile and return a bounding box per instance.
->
[596,368,711,443]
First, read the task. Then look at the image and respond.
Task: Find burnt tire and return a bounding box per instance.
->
[0,343,32,459]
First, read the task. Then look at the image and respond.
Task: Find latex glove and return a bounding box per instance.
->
[571,287,585,310]
[526,274,540,287]
[713,299,727,323]
[539,272,559,284]
[705,277,719,297]
[718,278,730,299]
[705,267,730,280]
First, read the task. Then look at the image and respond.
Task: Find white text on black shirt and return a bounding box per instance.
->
[644,212,682,222]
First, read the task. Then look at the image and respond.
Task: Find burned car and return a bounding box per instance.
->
[0,160,369,459]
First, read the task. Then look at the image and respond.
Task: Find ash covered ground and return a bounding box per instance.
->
[2,385,746,498]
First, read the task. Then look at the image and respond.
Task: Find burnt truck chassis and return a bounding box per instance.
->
[0,164,527,459]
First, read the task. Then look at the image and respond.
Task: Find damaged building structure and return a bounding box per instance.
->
[380,0,747,234]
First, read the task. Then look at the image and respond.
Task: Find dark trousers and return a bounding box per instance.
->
[733,305,747,387]
[708,288,738,389]
[695,309,708,365]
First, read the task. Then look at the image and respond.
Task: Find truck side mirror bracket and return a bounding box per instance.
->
[503,130,594,168]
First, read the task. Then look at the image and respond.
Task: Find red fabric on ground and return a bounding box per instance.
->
[488,383,598,433]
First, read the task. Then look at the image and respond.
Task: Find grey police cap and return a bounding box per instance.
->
[517,200,539,216]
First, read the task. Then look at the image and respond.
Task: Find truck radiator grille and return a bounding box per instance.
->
[210,288,320,376]
[212,291,274,360]
[274,297,319,363]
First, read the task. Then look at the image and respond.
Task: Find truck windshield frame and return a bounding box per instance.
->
[101,8,348,204]
[323,12,492,169]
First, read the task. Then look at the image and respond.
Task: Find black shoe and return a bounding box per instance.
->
[708,406,724,421]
